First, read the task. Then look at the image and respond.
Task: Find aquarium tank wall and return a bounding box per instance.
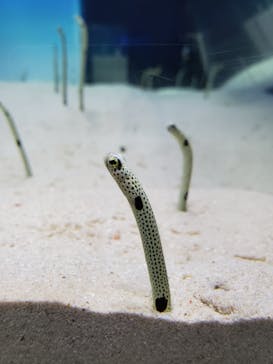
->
[0,0,80,82]
[0,0,272,88]
[82,0,273,87]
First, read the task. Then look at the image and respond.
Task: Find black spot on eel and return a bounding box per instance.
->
[104,153,171,312]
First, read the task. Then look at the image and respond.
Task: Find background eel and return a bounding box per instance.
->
[104,153,171,312]
[0,101,32,177]
[57,27,68,106]
[75,15,88,112]
[167,124,193,211]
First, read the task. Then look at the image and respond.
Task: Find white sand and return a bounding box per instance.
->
[0,78,273,362]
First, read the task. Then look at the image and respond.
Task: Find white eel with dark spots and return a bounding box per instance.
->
[167,124,193,212]
[104,153,171,312]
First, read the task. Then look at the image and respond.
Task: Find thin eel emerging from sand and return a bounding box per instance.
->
[104,153,171,312]
[0,101,32,177]
[167,124,193,211]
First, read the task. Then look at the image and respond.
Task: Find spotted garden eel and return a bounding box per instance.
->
[167,124,193,212]
[75,15,88,112]
[0,101,32,177]
[104,153,171,312]
[57,27,67,105]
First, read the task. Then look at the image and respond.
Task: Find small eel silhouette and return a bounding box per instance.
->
[0,101,32,177]
[57,27,68,105]
[105,153,171,312]
[167,124,193,211]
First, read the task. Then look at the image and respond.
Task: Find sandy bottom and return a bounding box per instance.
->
[0,81,273,362]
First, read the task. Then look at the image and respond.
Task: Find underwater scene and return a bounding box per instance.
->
[0,0,273,362]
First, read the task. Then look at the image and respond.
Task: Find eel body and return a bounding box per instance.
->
[167,124,193,211]
[0,101,32,177]
[105,153,171,312]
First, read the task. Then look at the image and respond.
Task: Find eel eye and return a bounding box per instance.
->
[109,158,118,166]
[108,156,122,170]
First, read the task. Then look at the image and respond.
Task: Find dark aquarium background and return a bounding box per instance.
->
[0,0,273,89]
